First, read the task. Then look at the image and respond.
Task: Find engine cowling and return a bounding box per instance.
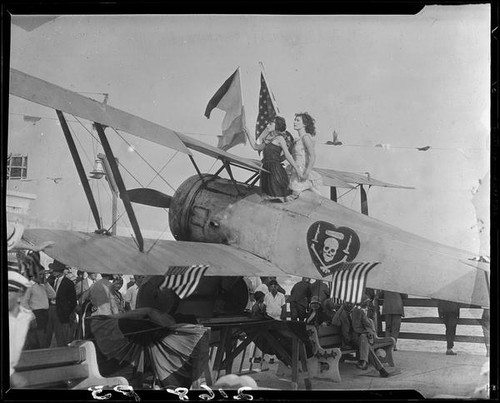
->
[169,174,258,243]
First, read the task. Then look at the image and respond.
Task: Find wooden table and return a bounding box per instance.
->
[200,317,312,390]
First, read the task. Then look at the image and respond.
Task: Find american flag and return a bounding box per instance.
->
[163,265,209,299]
[330,262,380,304]
[255,73,277,139]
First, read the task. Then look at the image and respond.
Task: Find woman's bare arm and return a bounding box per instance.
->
[245,127,266,151]
[301,134,316,180]
[275,136,299,173]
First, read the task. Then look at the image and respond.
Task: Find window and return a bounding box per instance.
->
[7,154,28,179]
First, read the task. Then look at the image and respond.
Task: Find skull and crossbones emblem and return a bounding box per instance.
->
[307,221,360,276]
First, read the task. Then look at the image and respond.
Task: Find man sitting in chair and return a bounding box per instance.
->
[331,302,355,350]
[351,298,390,377]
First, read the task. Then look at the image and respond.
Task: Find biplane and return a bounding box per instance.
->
[8,68,490,318]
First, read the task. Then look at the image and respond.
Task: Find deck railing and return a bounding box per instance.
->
[375,297,488,345]
[209,296,489,377]
[283,295,488,345]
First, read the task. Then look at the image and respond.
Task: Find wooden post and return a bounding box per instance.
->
[291,335,299,390]
[299,341,311,390]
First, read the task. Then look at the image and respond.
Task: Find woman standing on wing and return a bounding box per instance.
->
[287,112,322,199]
[245,116,298,201]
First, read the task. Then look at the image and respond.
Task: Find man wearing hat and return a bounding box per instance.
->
[305,296,330,327]
[46,260,77,347]
[9,269,34,378]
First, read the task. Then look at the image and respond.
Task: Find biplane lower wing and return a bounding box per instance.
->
[314,167,414,189]
[22,228,288,278]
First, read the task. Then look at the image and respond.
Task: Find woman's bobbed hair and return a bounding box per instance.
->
[295,112,316,136]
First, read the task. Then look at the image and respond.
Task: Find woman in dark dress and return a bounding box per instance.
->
[245,116,298,201]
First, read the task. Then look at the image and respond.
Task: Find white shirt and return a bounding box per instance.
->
[264,292,286,320]
[124,284,139,310]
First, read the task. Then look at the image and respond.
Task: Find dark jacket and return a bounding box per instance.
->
[55,276,77,323]
[437,300,460,318]
[380,291,406,316]
[351,307,376,335]
[309,281,330,305]
[288,280,311,308]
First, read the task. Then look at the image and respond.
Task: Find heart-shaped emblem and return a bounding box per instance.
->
[306,221,360,277]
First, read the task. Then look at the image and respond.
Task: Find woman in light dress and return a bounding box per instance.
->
[286,112,322,199]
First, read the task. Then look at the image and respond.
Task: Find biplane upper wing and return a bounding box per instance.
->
[10,68,190,155]
[22,228,291,278]
[178,134,263,172]
[9,68,263,173]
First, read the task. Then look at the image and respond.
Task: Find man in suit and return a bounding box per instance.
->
[46,260,77,347]
[437,299,460,355]
[351,298,390,377]
[379,290,406,351]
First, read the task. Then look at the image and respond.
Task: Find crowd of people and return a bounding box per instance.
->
[15,251,144,350]
[247,276,466,377]
[9,248,211,387]
[245,112,322,202]
[8,247,483,386]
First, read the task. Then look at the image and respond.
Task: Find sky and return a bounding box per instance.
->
[8,6,490,255]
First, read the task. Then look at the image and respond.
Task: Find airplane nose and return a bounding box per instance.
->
[169,174,256,243]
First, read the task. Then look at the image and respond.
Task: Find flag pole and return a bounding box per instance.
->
[237,66,249,135]
[258,61,280,114]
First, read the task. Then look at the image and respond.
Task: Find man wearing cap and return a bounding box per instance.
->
[46,260,77,347]
[263,279,286,320]
[306,296,330,327]
[9,269,34,378]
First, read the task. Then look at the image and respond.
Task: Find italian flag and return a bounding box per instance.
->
[205,68,247,151]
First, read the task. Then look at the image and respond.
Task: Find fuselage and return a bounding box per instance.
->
[169,174,489,308]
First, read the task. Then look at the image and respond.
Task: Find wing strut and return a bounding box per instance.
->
[223,161,244,196]
[245,172,260,187]
[56,110,102,230]
[360,185,369,215]
[330,187,338,202]
[188,155,206,185]
[94,123,144,252]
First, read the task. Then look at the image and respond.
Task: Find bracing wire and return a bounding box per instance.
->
[337,185,359,201]
[71,114,177,246]
[71,115,173,191]
[110,127,177,192]
[145,151,179,188]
